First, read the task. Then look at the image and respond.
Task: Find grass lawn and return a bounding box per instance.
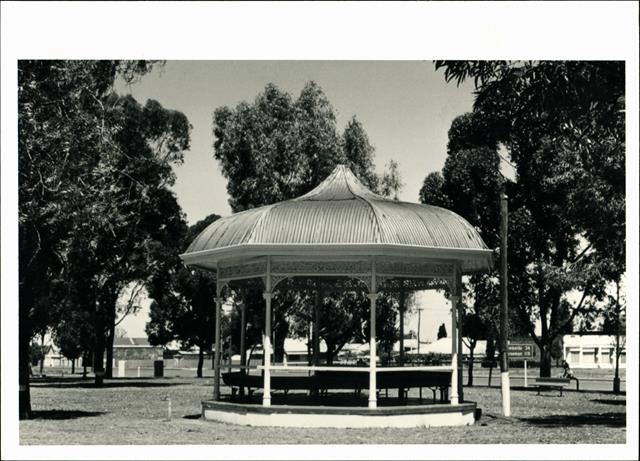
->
[20,376,626,445]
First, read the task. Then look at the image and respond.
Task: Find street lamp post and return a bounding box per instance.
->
[417,307,424,355]
[500,185,511,417]
[613,280,621,394]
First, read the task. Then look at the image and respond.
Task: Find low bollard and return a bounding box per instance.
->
[162,396,172,421]
[137,366,141,378]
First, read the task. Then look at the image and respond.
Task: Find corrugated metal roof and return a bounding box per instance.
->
[184,165,490,256]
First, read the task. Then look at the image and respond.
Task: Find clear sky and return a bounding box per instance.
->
[116,60,476,342]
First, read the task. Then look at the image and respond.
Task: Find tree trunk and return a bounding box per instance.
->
[540,345,552,377]
[538,270,551,378]
[71,358,75,375]
[197,345,204,378]
[19,329,32,419]
[105,323,115,378]
[93,311,106,386]
[326,342,335,365]
[39,332,45,376]
[467,343,475,387]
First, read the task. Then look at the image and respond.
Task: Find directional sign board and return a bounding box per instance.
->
[508,344,535,358]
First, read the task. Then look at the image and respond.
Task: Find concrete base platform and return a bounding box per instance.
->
[202,400,477,428]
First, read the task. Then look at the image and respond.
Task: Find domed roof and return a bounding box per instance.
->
[182,166,492,273]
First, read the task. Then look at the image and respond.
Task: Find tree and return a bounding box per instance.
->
[214,82,348,212]
[419,172,449,208]
[460,274,500,386]
[212,82,405,363]
[147,214,221,378]
[437,323,447,340]
[53,309,95,374]
[461,313,486,386]
[380,159,404,200]
[434,61,625,376]
[18,60,164,417]
[420,112,506,384]
[59,92,190,384]
[342,116,379,191]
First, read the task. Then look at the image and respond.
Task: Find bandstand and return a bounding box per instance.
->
[180,165,493,427]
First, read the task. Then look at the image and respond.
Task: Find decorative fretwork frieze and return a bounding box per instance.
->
[377,277,450,292]
[219,260,267,281]
[272,260,371,276]
[377,260,454,278]
[269,275,289,290]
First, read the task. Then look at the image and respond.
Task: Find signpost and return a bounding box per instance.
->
[507,344,535,357]
[508,344,535,387]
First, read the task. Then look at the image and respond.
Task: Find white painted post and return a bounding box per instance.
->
[213,292,223,400]
[137,366,141,378]
[263,257,272,407]
[524,359,528,388]
[456,265,464,402]
[240,302,246,370]
[118,360,125,378]
[450,291,459,405]
[368,259,378,409]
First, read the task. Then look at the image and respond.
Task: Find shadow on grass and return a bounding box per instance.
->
[183,414,202,420]
[32,381,188,389]
[31,410,106,420]
[519,412,625,428]
[591,399,626,406]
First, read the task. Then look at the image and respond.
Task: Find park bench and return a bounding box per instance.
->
[534,377,571,396]
[222,369,452,403]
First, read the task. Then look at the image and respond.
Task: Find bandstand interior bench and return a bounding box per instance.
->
[222,369,452,404]
[534,377,571,396]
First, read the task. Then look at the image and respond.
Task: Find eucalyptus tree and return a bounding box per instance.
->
[342,116,379,190]
[19,59,190,416]
[18,60,165,416]
[146,214,224,378]
[64,94,190,382]
[433,61,625,376]
[212,82,406,362]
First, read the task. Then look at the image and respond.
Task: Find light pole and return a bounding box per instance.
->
[417,307,424,355]
[500,184,511,417]
[613,280,621,394]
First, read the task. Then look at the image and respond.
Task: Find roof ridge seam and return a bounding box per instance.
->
[245,203,277,244]
[343,169,383,244]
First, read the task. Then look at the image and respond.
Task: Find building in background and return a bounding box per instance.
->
[563,333,626,369]
[112,337,164,370]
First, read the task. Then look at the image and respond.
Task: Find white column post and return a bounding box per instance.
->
[450,285,459,405]
[456,264,464,402]
[262,257,273,407]
[313,287,321,366]
[368,259,378,409]
[399,283,405,365]
[240,303,246,370]
[213,293,223,400]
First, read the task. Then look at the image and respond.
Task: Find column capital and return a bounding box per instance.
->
[263,291,274,301]
[367,292,379,301]
[214,297,224,304]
